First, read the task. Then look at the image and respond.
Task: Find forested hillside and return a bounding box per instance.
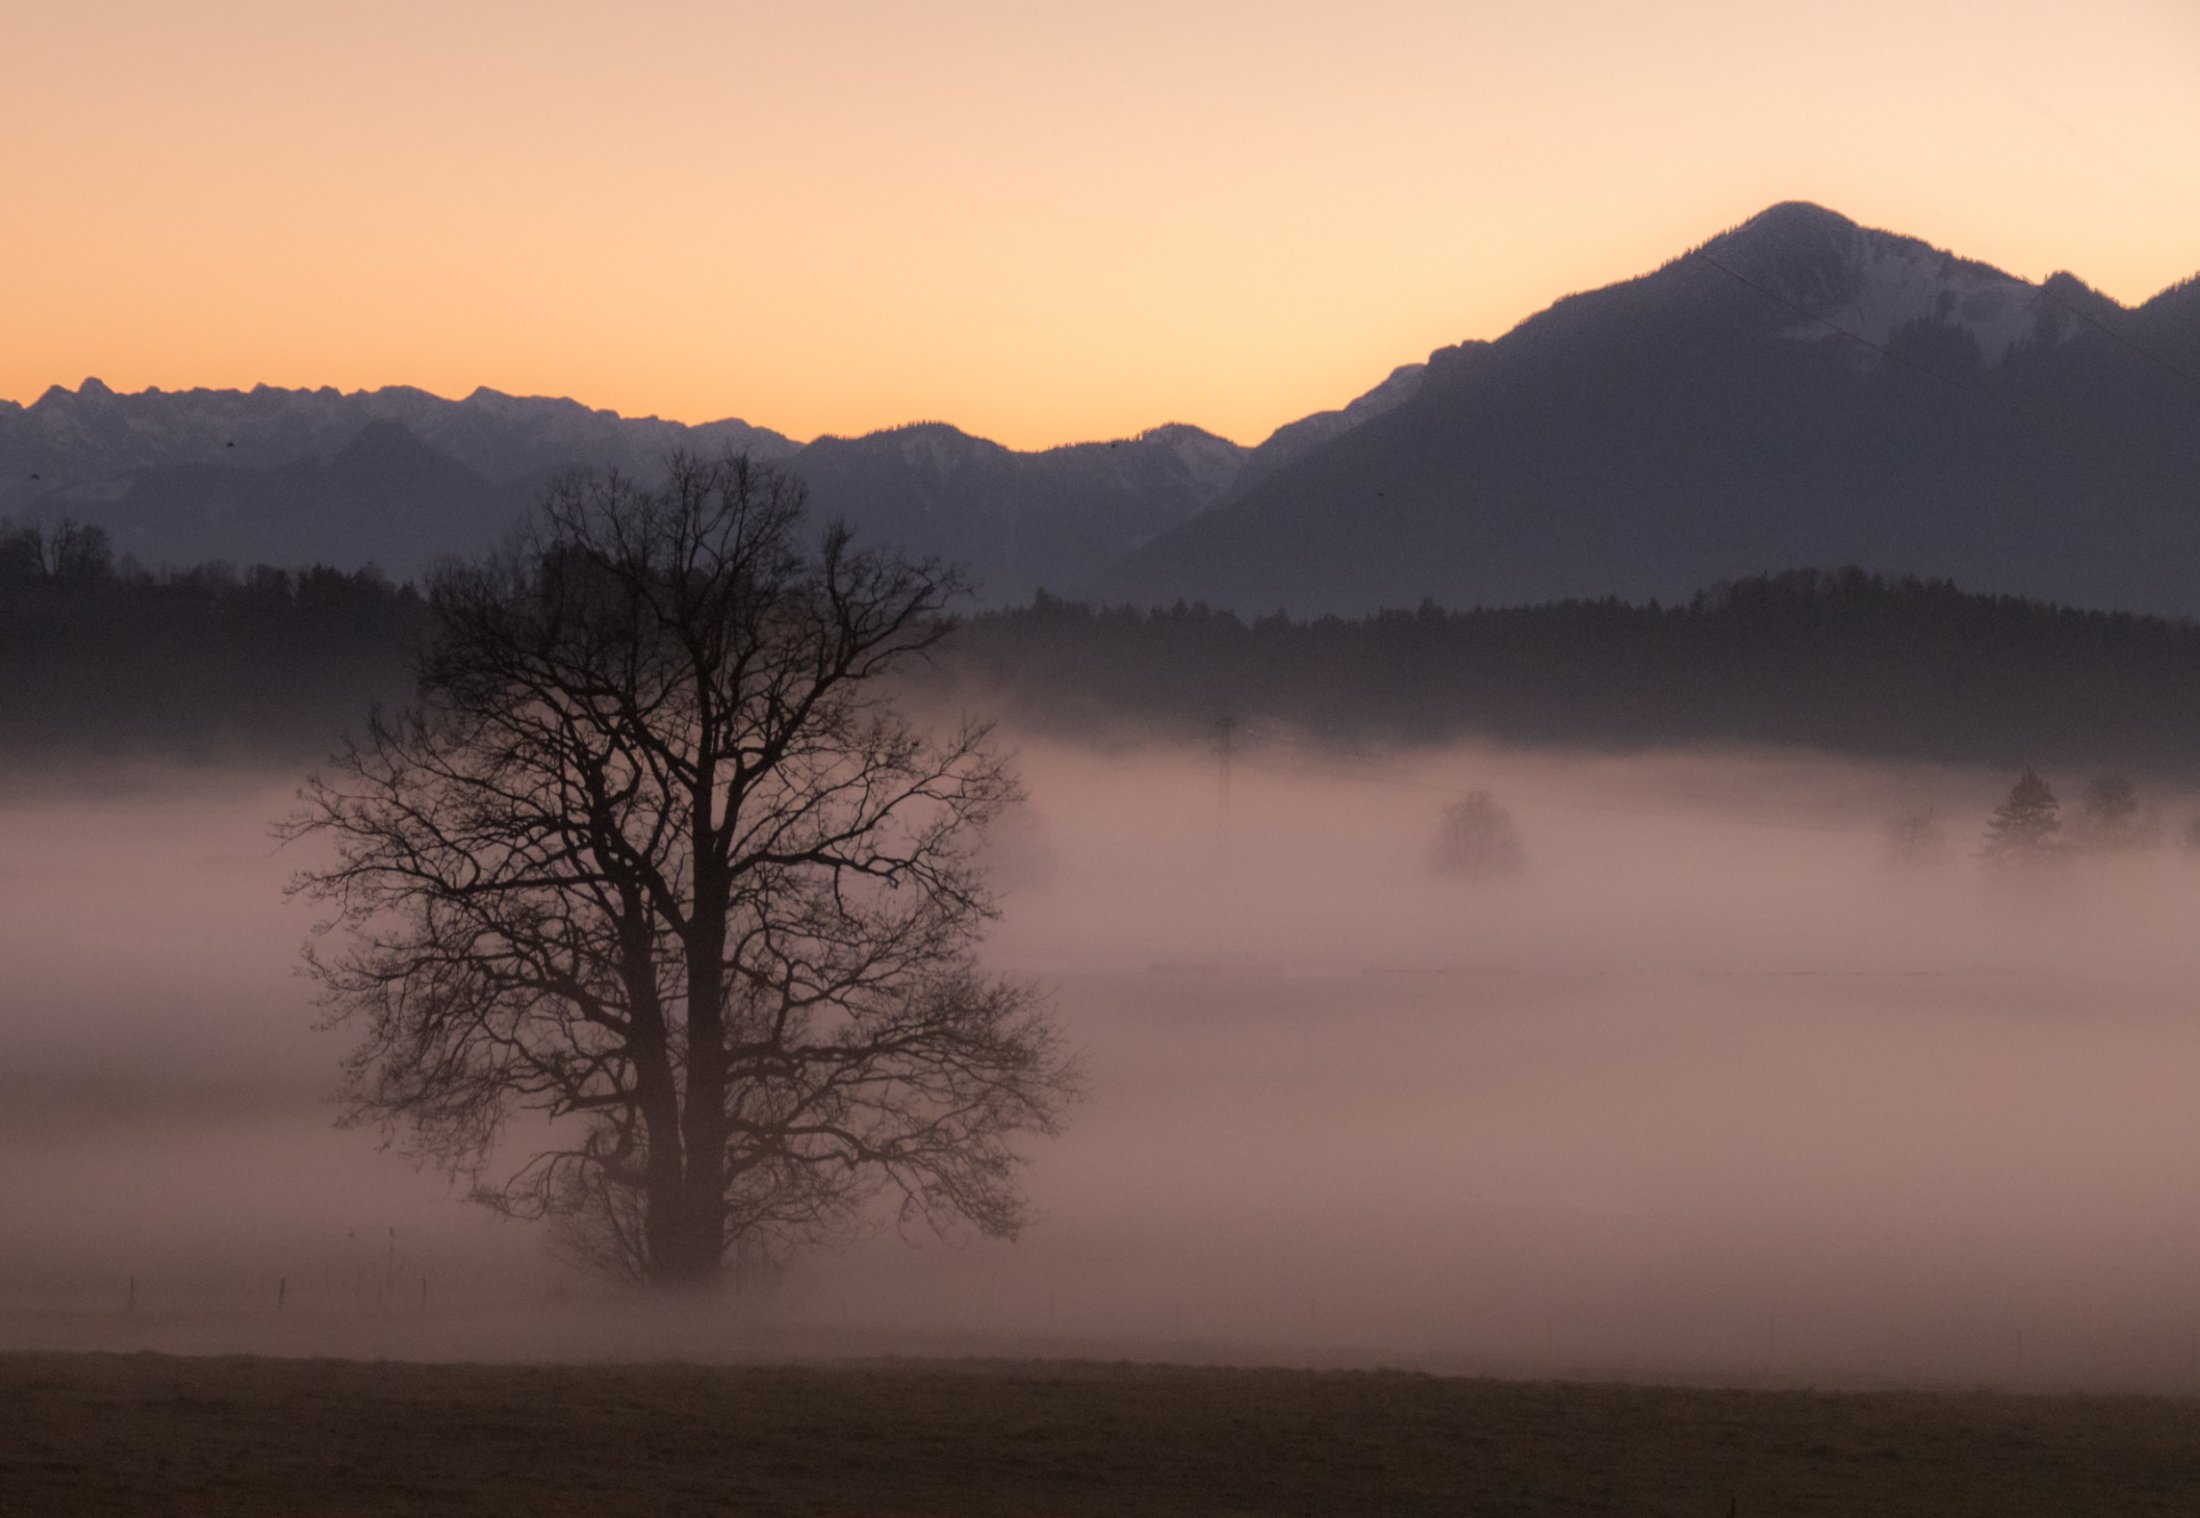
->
[943,570,2200,774]
[0,521,418,763]
[7,528,2200,777]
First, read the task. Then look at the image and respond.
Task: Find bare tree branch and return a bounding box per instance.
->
[286,450,1077,1288]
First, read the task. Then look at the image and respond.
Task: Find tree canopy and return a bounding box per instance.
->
[285,454,1075,1287]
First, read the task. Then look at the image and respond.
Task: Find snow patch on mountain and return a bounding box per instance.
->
[0,380,801,499]
[1133,423,1248,504]
[1231,361,1430,494]
[1783,242,2068,361]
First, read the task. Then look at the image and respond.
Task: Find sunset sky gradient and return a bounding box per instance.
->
[9,0,2198,449]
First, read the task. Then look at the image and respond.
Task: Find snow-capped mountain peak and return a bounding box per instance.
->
[1704,202,2085,363]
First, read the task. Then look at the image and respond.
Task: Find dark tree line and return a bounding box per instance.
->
[931,569,2200,777]
[13,548,2200,776]
[0,517,421,762]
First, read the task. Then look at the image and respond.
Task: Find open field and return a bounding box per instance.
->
[5,1352,2200,1516]
[14,755,2200,1390]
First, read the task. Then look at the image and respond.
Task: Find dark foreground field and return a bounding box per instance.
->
[4,1354,2200,1516]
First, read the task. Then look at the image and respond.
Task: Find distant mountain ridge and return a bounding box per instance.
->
[0,380,1300,596]
[0,379,799,487]
[1103,202,2200,616]
[10,201,2200,611]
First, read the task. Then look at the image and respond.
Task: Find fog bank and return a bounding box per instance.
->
[5,742,2200,1389]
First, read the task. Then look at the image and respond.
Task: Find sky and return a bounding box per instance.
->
[7,0,2199,450]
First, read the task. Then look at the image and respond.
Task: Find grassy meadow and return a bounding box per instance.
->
[4,1352,2200,1515]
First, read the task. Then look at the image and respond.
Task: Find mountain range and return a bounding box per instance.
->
[0,380,1252,597]
[7,201,2198,613]
[1104,202,2200,615]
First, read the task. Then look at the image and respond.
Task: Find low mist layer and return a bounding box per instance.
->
[5,742,2200,1389]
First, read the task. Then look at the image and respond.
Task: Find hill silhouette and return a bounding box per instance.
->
[1101,203,2200,615]
[13,545,2200,777]
[7,203,2198,609]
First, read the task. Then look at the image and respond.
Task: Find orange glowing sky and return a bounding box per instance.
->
[8,1,2199,450]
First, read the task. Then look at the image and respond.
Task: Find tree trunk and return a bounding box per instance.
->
[652,1179,727,1288]
[623,910,698,1288]
[636,1082,697,1285]
[661,763,732,1290]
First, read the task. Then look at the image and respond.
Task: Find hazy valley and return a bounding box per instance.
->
[6,737,2200,1397]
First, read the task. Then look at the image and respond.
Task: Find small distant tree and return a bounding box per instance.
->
[1979,768,2062,867]
[0,517,112,586]
[1429,791,1525,880]
[1883,807,1946,869]
[2074,774,2147,851]
[0,518,42,585]
[47,519,113,587]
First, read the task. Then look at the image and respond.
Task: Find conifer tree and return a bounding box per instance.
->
[1980,769,2062,866]
[2076,774,2143,851]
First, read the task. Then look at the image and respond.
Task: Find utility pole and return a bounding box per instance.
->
[1216,716,1236,810]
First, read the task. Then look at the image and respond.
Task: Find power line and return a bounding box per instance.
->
[2026,279,2200,398]
[1686,248,1997,405]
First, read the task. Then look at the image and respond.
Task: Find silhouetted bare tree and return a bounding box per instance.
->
[0,516,113,586]
[285,453,1075,1288]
